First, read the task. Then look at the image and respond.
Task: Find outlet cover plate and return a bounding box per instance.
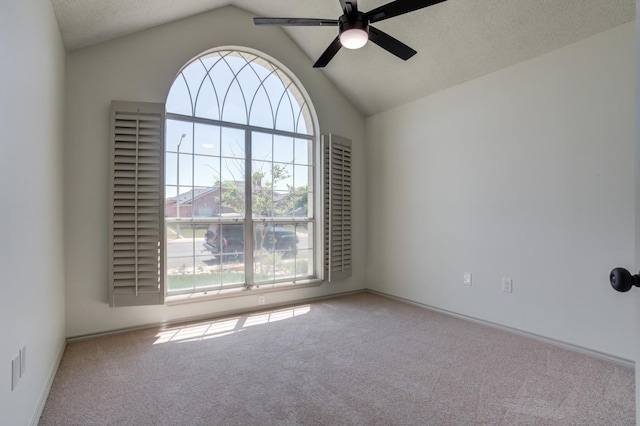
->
[463,272,472,286]
[11,355,20,391]
[20,346,26,377]
[502,277,513,293]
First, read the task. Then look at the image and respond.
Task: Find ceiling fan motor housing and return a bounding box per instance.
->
[339,12,368,31]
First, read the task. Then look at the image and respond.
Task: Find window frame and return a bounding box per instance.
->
[163,47,321,299]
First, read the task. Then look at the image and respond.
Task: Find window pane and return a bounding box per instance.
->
[254,251,275,283]
[194,78,221,120]
[221,80,248,125]
[273,164,293,192]
[273,135,293,164]
[248,56,274,80]
[296,223,313,278]
[275,255,296,281]
[221,127,245,159]
[165,152,177,186]
[236,62,262,112]
[194,254,220,290]
[167,222,247,293]
[220,158,245,216]
[221,266,245,286]
[293,166,311,218]
[237,61,273,129]
[166,74,194,116]
[295,249,313,278]
[199,223,246,287]
[182,60,208,106]
[294,139,312,165]
[220,223,244,263]
[192,187,216,218]
[272,164,293,217]
[165,185,178,207]
[294,165,310,189]
[208,59,235,119]
[263,73,287,106]
[166,120,193,152]
[296,107,312,136]
[193,155,220,188]
[288,95,303,134]
[275,93,295,133]
[249,87,274,129]
[164,188,177,218]
[167,270,194,293]
[202,223,223,257]
[274,192,293,218]
[194,124,221,156]
[176,187,193,219]
[224,55,248,75]
[294,192,311,218]
[252,132,272,162]
[253,223,299,284]
[296,222,313,250]
[252,160,272,218]
[167,240,195,292]
[177,154,193,186]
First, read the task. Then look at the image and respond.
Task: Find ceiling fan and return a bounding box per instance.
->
[253,0,447,68]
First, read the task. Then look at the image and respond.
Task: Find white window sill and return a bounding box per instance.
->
[165,279,324,306]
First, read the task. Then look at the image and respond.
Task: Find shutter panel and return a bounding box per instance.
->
[109,101,165,307]
[323,134,352,281]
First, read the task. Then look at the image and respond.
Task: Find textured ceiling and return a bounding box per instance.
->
[51,0,635,116]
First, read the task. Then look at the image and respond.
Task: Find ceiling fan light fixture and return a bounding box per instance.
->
[339,28,369,49]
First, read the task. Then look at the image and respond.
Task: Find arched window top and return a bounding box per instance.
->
[167,48,315,136]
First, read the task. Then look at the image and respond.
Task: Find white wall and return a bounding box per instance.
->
[634,3,640,423]
[367,23,635,360]
[0,0,66,424]
[64,6,366,337]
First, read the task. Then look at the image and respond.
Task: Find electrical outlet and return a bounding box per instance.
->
[502,277,513,293]
[11,354,20,391]
[20,346,26,377]
[463,272,472,286]
[258,295,266,305]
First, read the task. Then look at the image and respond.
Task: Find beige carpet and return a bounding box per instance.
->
[40,292,634,425]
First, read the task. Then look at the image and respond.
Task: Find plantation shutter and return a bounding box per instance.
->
[323,134,352,281]
[109,101,165,307]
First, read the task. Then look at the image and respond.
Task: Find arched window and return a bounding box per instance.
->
[164,48,318,296]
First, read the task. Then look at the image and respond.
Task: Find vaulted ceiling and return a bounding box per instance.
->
[50,0,635,116]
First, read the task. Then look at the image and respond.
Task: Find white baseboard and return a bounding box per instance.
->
[367,289,635,369]
[30,339,66,426]
[67,289,367,342]
[65,287,634,369]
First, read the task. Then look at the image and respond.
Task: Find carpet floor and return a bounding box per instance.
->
[40,292,634,425]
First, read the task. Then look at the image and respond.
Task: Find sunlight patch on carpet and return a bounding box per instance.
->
[153,305,311,344]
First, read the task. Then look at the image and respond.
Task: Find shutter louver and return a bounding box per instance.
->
[110,101,165,307]
[323,134,352,281]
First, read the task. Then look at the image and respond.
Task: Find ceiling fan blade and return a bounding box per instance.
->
[368,26,416,60]
[313,36,343,68]
[253,17,339,26]
[366,0,447,24]
[339,0,358,16]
